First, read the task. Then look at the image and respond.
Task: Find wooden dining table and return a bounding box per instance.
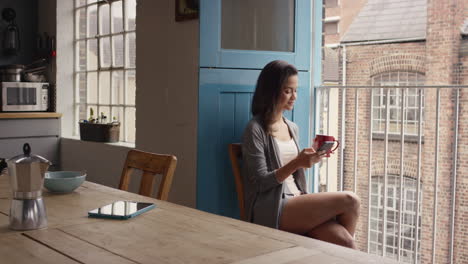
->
[0,175,396,264]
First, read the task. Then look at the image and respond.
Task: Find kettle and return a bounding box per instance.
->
[7,143,50,230]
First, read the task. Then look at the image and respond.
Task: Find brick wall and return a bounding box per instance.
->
[341,45,426,252]
[335,0,468,262]
[424,0,466,263]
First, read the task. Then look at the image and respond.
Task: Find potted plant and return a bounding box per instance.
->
[79,108,120,143]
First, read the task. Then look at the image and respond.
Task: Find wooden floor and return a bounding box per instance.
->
[0,175,397,263]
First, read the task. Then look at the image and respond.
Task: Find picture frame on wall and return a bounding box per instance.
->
[175,0,199,22]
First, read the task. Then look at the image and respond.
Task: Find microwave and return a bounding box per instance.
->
[1,82,49,112]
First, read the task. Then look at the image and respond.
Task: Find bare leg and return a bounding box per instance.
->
[307,220,357,249]
[279,191,360,236]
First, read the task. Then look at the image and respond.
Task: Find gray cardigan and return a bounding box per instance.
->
[241,117,307,229]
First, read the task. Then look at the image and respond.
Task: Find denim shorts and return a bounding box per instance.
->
[278,193,296,227]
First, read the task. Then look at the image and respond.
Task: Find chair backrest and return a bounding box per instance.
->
[228,143,246,221]
[118,149,177,201]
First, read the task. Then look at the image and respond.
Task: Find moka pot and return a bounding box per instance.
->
[7,143,50,230]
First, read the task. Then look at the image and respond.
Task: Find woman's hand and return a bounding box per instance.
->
[275,148,325,183]
[294,148,325,169]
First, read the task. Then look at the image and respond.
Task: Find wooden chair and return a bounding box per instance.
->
[118,149,177,201]
[228,143,246,221]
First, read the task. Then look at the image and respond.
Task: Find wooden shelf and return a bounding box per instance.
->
[0,112,62,119]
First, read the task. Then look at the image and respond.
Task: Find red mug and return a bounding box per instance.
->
[312,134,340,157]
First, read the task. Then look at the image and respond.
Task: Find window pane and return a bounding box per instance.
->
[87,39,98,71]
[76,8,86,39]
[87,72,98,104]
[222,0,294,52]
[372,120,380,132]
[112,107,124,141]
[77,104,87,124]
[407,109,416,121]
[87,105,97,122]
[87,5,98,37]
[390,108,399,121]
[371,207,379,218]
[325,0,338,8]
[100,37,111,68]
[126,70,136,105]
[111,107,123,123]
[76,73,86,104]
[125,0,136,31]
[99,71,110,104]
[113,35,124,67]
[373,95,381,107]
[76,41,86,71]
[112,71,124,104]
[126,33,136,68]
[98,106,110,123]
[416,90,423,107]
[87,0,98,4]
[373,108,380,119]
[112,1,123,33]
[324,22,338,35]
[99,4,110,35]
[76,0,86,7]
[125,107,136,143]
[408,95,416,107]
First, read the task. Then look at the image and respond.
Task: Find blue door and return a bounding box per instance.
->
[197,0,317,218]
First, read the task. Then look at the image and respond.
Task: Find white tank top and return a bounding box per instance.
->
[274,137,301,196]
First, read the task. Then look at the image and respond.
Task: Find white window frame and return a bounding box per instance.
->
[371,71,425,136]
[369,175,422,263]
[73,0,136,143]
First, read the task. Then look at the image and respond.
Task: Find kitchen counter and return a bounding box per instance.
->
[0,113,61,168]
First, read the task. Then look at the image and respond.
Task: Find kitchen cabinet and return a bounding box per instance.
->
[0,113,61,168]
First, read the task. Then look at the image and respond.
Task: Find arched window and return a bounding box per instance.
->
[369,175,422,263]
[371,72,425,136]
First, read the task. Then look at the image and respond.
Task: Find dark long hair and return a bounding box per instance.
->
[251,60,298,133]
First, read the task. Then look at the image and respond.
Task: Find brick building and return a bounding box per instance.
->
[321,0,467,263]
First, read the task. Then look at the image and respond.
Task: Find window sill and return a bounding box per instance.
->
[62,136,136,149]
[372,133,424,144]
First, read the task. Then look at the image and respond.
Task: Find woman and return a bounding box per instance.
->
[242,60,360,249]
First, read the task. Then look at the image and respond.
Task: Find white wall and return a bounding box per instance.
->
[59,0,199,207]
[135,0,199,207]
[60,138,129,188]
[56,0,74,138]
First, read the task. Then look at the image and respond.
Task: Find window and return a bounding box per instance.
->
[372,72,425,136]
[324,21,339,35]
[74,0,136,143]
[325,0,338,8]
[369,175,422,263]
